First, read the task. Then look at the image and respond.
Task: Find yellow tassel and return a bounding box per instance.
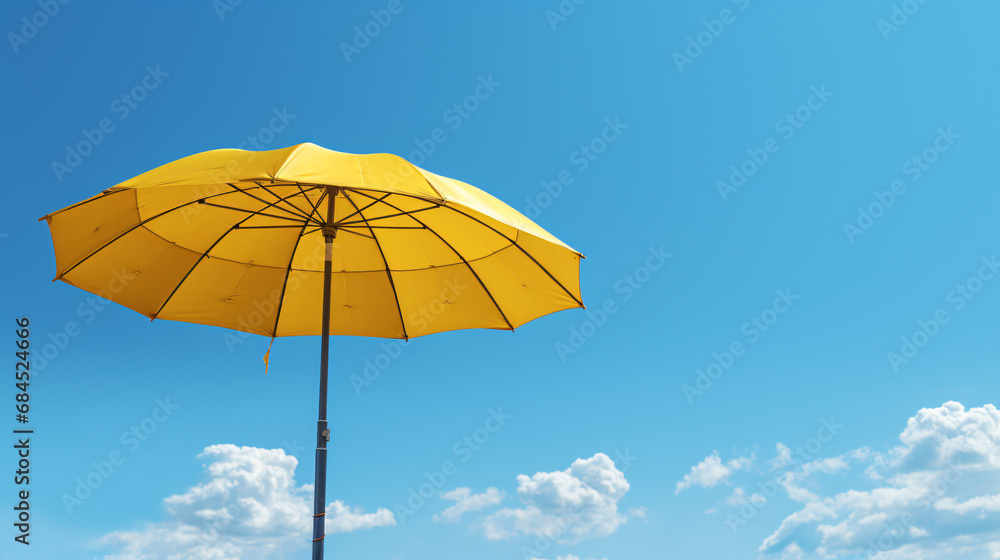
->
[263,336,275,374]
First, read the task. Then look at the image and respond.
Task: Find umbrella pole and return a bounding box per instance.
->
[312,187,337,560]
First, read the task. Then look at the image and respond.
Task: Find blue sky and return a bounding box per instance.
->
[2,1,1000,559]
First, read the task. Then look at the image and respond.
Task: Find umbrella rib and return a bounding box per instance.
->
[199,201,311,223]
[340,190,409,340]
[313,189,329,212]
[294,182,325,224]
[270,223,309,337]
[338,224,425,230]
[232,224,307,229]
[262,183,336,228]
[151,188,317,319]
[351,189,583,308]
[253,182,323,224]
[226,183,321,225]
[336,227,374,240]
[39,188,131,220]
[40,184,280,221]
[257,182,327,225]
[356,192,515,331]
[335,206,438,227]
[259,183,328,225]
[337,192,391,223]
[442,205,583,307]
[53,184,267,279]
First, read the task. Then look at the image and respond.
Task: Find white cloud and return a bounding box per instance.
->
[776,453,857,504]
[675,451,753,494]
[935,493,1000,515]
[771,443,794,470]
[482,453,632,544]
[626,506,648,519]
[100,444,394,559]
[726,487,767,508]
[434,487,505,523]
[727,487,749,506]
[325,500,395,534]
[758,402,1000,559]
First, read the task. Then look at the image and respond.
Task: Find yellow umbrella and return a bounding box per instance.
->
[40,142,583,559]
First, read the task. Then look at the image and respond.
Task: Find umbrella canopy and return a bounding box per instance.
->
[41,142,584,339]
[41,142,584,560]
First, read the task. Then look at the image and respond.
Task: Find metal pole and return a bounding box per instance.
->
[312,186,337,560]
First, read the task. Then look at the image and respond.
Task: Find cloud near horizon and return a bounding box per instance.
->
[99,444,394,560]
[677,401,1000,559]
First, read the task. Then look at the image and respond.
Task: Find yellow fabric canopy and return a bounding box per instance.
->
[41,142,584,339]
